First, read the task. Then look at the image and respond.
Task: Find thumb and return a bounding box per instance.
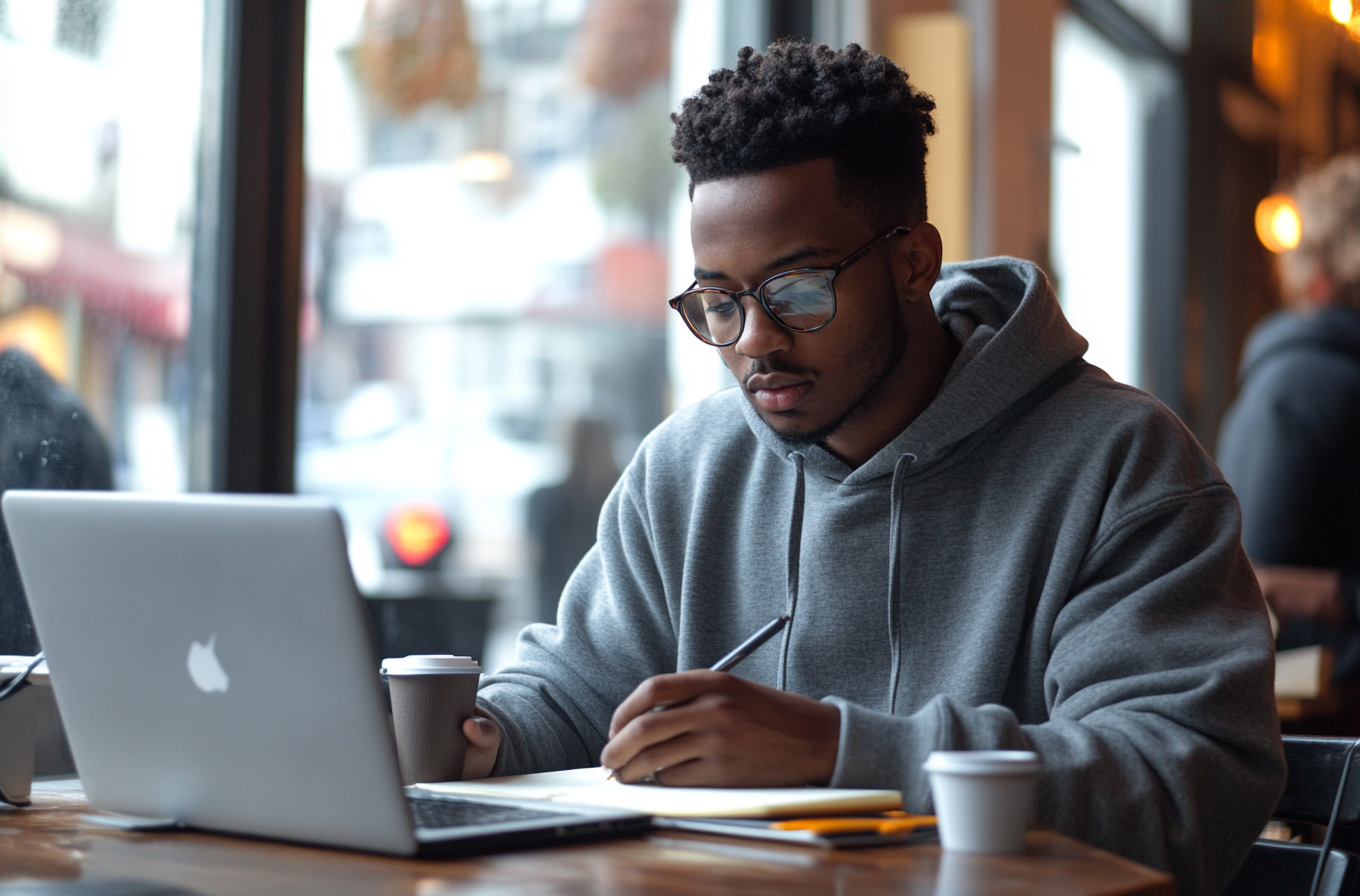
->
[464,714,500,747]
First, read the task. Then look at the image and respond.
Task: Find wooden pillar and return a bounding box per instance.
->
[875,0,1059,265]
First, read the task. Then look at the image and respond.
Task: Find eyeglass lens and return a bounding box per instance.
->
[680,270,836,346]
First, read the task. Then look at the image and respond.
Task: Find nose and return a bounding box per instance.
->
[733,294,793,359]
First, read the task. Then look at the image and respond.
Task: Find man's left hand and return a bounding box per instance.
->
[1254,564,1345,623]
[599,670,841,787]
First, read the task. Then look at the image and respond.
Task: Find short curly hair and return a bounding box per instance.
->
[1282,155,1360,308]
[671,41,936,226]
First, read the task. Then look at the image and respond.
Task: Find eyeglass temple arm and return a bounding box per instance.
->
[668,282,698,309]
[833,225,914,274]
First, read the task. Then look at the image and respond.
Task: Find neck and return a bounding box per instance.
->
[821,316,960,467]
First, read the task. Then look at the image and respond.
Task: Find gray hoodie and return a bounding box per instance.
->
[479,256,1285,895]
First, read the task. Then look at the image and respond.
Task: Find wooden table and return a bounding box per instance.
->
[0,779,1175,896]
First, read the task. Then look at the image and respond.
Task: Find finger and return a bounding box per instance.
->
[611,732,709,785]
[609,670,728,738]
[633,756,721,788]
[463,715,501,748]
[601,699,715,771]
[608,674,692,738]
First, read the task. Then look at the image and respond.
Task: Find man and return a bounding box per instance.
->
[465,42,1282,895]
[1219,155,1360,681]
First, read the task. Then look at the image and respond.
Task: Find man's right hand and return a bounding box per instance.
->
[462,712,502,779]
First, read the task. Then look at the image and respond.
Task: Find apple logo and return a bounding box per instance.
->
[187,635,230,694]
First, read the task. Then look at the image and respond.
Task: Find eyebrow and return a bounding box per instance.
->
[693,246,840,282]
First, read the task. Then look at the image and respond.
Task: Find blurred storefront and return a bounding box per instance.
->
[299,0,677,666]
[0,0,203,492]
[1,0,1326,672]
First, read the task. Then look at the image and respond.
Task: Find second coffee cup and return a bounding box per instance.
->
[381,654,481,785]
[923,750,1042,853]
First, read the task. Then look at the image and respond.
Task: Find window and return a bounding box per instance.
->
[0,0,209,771]
[300,0,703,670]
[1049,3,1185,397]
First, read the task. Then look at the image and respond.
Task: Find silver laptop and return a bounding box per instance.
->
[1,490,647,856]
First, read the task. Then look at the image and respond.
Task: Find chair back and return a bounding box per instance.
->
[1230,842,1360,896]
[1224,736,1360,896]
[1276,737,1360,827]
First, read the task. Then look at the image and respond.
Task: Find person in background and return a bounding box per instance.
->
[0,345,113,776]
[526,418,620,623]
[1219,155,1360,681]
[0,346,114,656]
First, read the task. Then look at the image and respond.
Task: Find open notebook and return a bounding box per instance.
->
[416,767,903,818]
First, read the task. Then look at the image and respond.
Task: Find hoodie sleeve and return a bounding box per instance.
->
[476,460,675,776]
[826,485,1285,896]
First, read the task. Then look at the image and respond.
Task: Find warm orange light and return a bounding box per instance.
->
[0,304,71,383]
[0,202,61,273]
[1332,0,1354,25]
[1253,34,1280,71]
[453,150,512,183]
[1255,193,1303,253]
[384,501,451,567]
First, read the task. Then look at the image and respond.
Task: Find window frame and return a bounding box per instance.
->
[189,0,306,493]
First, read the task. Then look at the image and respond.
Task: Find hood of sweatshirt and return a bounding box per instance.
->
[738,256,1089,484]
[730,256,1090,704]
[1237,304,1360,385]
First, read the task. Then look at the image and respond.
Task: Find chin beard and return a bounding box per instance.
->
[770,323,910,453]
[778,414,847,448]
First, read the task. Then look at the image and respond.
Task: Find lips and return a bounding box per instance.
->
[745,374,813,412]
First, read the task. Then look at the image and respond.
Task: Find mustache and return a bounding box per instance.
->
[742,359,817,388]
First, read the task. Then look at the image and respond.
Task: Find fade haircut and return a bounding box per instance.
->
[1282,155,1360,309]
[670,41,936,227]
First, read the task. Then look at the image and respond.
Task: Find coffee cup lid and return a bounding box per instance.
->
[923,750,1042,775]
[0,655,49,687]
[381,655,480,675]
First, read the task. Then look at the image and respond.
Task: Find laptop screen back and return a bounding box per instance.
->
[3,491,418,854]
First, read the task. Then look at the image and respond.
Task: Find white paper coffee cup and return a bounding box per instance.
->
[0,656,50,806]
[923,750,1041,853]
[381,655,481,785]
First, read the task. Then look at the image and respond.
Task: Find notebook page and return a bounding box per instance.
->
[417,768,903,819]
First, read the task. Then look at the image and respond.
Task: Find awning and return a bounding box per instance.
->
[0,202,189,341]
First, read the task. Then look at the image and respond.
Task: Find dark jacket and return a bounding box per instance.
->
[1218,305,1360,678]
[0,348,113,654]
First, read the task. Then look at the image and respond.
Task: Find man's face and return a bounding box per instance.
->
[690,158,914,456]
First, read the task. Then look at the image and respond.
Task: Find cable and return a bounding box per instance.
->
[0,652,44,704]
[1310,737,1360,896]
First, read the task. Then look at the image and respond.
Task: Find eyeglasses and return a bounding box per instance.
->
[668,225,912,347]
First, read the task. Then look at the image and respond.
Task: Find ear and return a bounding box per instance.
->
[888,223,943,305]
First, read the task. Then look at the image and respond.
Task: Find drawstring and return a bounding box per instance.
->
[777,452,806,690]
[886,453,916,714]
[776,449,914,706]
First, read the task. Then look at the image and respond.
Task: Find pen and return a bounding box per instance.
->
[645,614,791,713]
[708,614,791,673]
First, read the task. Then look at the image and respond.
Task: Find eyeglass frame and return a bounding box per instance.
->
[668,224,914,347]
